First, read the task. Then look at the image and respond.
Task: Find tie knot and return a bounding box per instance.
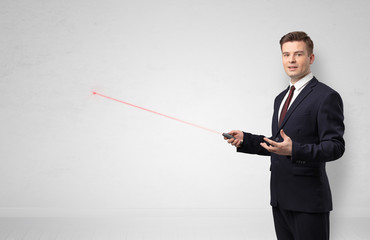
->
[290,85,295,91]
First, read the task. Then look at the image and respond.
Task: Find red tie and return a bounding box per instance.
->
[279,85,295,127]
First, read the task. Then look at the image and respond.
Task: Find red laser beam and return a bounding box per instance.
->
[92,91,222,135]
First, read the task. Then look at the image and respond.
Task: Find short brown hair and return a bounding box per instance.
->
[280,31,314,55]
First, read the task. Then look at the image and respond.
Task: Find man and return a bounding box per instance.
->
[225,31,345,240]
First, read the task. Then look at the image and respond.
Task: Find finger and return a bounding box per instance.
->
[227,138,234,144]
[263,137,276,146]
[260,142,271,150]
[260,142,276,153]
[233,139,240,146]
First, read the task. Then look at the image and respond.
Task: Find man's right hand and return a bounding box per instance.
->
[224,130,244,148]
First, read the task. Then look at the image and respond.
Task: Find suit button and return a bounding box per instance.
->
[275,137,280,141]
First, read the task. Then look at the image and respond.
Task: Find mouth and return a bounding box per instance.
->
[288,66,298,71]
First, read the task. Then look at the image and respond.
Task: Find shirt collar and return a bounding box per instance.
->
[290,72,314,91]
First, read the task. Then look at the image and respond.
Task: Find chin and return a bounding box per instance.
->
[287,73,298,78]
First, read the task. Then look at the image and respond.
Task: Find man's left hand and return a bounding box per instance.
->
[260,129,292,156]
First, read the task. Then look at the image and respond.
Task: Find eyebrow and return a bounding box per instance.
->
[282,51,305,55]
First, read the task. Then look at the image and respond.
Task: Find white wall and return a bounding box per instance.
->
[1,0,369,217]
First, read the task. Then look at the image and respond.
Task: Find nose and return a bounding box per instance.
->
[289,55,296,63]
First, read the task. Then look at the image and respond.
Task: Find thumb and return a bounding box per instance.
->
[228,130,238,136]
[280,129,288,139]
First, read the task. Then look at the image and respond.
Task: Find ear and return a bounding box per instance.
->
[309,53,315,64]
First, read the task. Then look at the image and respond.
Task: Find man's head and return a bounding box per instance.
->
[280,31,315,83]
[280,31,314,55]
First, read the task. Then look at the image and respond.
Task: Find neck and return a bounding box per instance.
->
[290,72,311,85]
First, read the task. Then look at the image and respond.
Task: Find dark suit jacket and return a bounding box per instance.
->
[237,78,345,213]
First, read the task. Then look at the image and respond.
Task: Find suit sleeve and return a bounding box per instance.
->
[292,91,345,162]
[237,132,271,156]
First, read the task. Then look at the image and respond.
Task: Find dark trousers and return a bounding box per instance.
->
[272,206,330,240]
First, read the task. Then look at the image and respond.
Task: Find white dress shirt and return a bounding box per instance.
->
[278,73,314,121]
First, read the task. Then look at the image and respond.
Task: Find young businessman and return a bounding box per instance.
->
[225,31,345,240]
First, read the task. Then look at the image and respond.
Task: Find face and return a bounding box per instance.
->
[281,41,315,84]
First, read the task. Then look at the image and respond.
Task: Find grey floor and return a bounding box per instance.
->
[0,210,369,240]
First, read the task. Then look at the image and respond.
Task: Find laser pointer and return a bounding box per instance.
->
[222,133,243,146]
[222,133,235,139]
[92,91,228,137]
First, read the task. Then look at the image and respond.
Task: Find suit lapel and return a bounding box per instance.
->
[277,78,318,132]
